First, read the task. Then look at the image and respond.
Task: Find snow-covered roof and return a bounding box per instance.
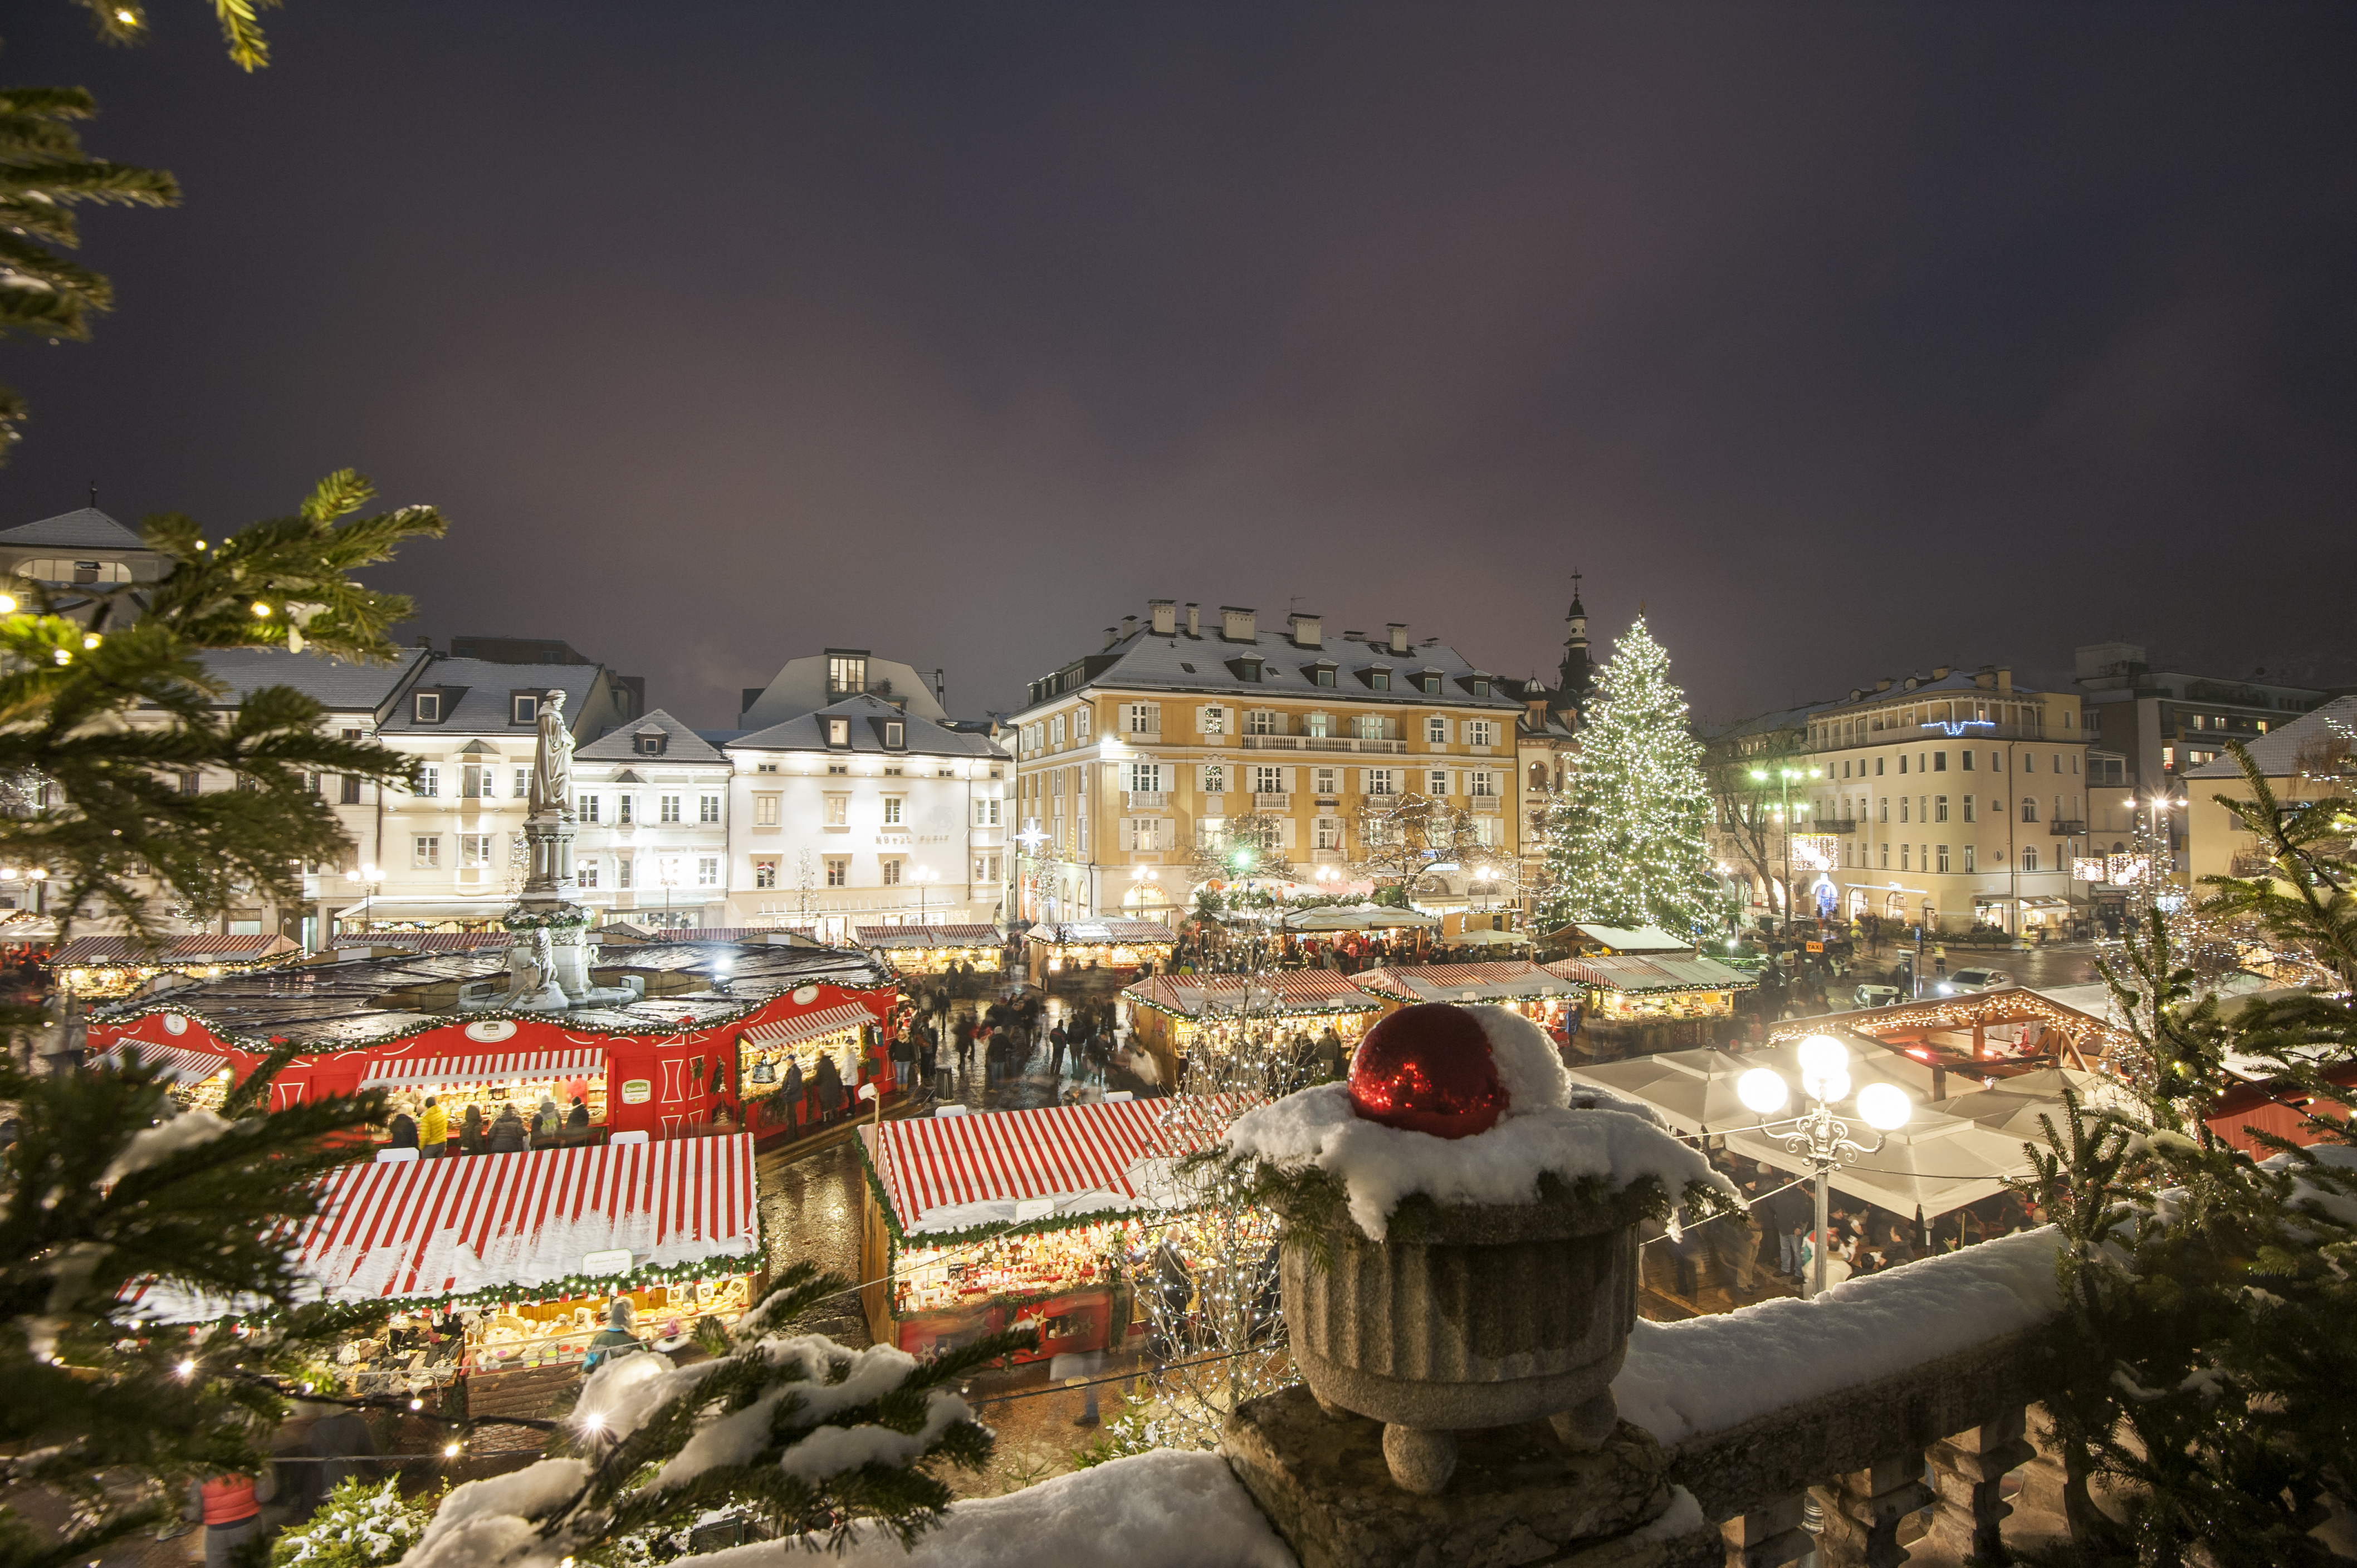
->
[1569,923,1691,953]
[379,657,611,736]
[574,708,729,763]
[1548,952,1755,994]
[862,1095,1256,1236]
[1017,621,1527,716]
[0,506,148,551]
[726,694,1001,760]
[2183,694,2357,779]
[856,923,1002,948]
[52,933,299,968]
[1028,919,1178,946]
[197,646,432,712]
[1352,961,1584,1003]
[1124,971,1385,1017]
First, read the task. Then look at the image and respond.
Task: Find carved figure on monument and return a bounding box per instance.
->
[529,688,573,816]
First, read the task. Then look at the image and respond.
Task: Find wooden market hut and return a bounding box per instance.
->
[1764,987,2133,1090]
[50,933,302,997]
[1122,971,1386,1089]
[1351,962,1588,1041]
[857,1095,1255,1360]
[855,923,1006,976]
[1544,951,1756,1056]
[1024,919,1178,986]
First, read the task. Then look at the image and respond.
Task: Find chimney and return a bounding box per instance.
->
[1388,623,1409,655]
[1149,600,1176,636]
[1997,667,2013,693]
[1185,602,1200,636]
[1288,612,1323,649]
[1220,606,1257,642]
[1104,626,1119,651]
[1875,678,1892,692]
[1931,665,1950,680]
[1121,615,1138,640]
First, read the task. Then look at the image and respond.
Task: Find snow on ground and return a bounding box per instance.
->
[1612,1226,2063,1444]
[681,1451,1297,1568]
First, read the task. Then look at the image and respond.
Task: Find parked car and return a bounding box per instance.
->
[1852,983,1903,1010]
[1938,967,2012,996]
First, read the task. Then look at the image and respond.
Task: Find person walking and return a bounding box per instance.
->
[565,1095,591,1141]
[1049,1021,1068,1080]
[417,1095,447,1158]
[918,1024,939,1091]
[814,1054,845,1125]
[385,1101,419,1152]
[780,1057,805,1140]
[187,1472,267,1568]
[459,1102,487,1156]
[953,1016,975,1074]
[530,1096,562,1150]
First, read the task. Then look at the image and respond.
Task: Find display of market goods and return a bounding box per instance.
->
[1346,1002,1509,1138]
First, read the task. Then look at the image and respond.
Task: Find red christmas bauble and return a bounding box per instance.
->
[1347,1003,1507,1139]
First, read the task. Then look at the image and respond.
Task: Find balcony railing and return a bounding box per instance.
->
[2048,819,2086,835]
[1124,791,1167,811]
[1252,792,1290,812]
[1238,734,1406,754]
[1810,817,1858,834]
[1470,795,1502,813]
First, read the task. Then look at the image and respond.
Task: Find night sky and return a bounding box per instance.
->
[5,4,2354,727]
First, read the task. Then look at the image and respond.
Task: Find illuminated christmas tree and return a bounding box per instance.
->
[1533,616,1716,934]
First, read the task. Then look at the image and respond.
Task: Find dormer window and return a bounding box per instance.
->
[827,717,851,747]
[634,729,667,756]
[511,692,540,724]
[884,721,904,748]
[1473,678,1490,698]
[1314,664,1336,687]
[1420,673,1441,694]
[413,691,441,723]
[1239,657,1263,683]
[1371,669,1391,691]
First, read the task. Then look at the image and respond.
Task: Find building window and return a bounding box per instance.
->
[1468,720,1495,747]
[1049,716,1065,746]
[581,793,601,823]
[413,765,439,798]
[1124,703,1158,734]
[660,795,681,823]
[1901,844,1910,871]
[339,775,362,805]
[827,717,850,747]
[456,833,492,868]
[1964,845,1975,873]
[828,653,867,696]
[618,795,635,825]
[1875,757,1885,776]
[697,856,718,886]
[828,763,848,775]
[1203,764,1225,794]
[1420,674,1440,694]
[2023,846,2040,872]
[885,721,904,748]
[700,794,720,823]
[1368,768,1396,796]
[883,766,903,777]
[825,857,848,887]
[882,859,902,886]
[1305,712,1329,738]
[1352,715,1383,740]
[1316,667,1336,687]
[635,731,667,757]
[1314,767,1337,795]
[1427,716,1448,744]
[1471,678,1489,698]
[1963,795,1975,822]
[1429,769,1449,795]
[1202,705,1227,735]
[1900,798,1910,824]
[1254,765,1283,794]
[2021,797,2038,822]
[412,835,440,868]
[413,691,441,723]
[754,857,777,889]
[1471,771,1496,797]
[579,859,599,888]
[1248,709,1277,736]
[1937,844,1950,873]
[823,794,847,826]
[461,764,490,798]
[883,797,903,825]
[1935,795,1949,822]
[616,857,633,889]
[1878,841,1888,869]
[1128,761,1163,793]
[1316,817,1342,850]
[511,693,539,724]
[756,761,779,773]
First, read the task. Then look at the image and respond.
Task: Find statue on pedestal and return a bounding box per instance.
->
[529,688,573,819]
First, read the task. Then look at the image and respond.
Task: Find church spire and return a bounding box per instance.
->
[1555,569,1595,721]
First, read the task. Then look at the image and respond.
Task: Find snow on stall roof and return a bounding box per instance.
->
[1610,1226,2063,1444]
[1222,1006,1735,1239]
[681,1450,1298,1568]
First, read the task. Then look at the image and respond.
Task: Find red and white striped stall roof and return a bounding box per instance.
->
[1126,971,1385,1017]
[99,1039,237,1082]
[863,1094,1255,1237]
[740,1002,877,1051]
[355,1045,605,1092]
[296,1133,758,1301]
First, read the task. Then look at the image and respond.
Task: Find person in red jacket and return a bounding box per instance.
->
[185,1471,267,1568]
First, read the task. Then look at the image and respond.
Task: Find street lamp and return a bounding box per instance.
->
[1735,1033,1913,1300]
[1749,766,1812,936]
[909,863,939,923]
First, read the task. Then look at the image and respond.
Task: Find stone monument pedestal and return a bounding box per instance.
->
[1222,1385,1718,1568]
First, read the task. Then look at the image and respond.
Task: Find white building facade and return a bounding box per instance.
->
[568,712,734,929]
[722,694,1009,940]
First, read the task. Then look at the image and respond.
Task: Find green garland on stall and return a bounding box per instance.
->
[92,981,899,1057]
[163,1250,767,1329]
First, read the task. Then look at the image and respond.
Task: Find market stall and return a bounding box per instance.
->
[1766,988,2131,1077]
[1122,971,1384,1090]
[50,933,302,998]
[736,1001,884,1142]
[1024,919,1177,984]
[1545,952,1753,1022]
[86,940,897,1143]
[856,923,1005,976]
[857,1095,1253,1359]
[1352,961,1587,1040]
[140,1133,761,1392]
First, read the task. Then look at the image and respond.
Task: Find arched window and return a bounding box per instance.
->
[2021,796,2038,823]
[1528,762,1547,791]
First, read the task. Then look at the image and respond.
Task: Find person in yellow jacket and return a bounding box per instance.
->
[417,1095,448,1158]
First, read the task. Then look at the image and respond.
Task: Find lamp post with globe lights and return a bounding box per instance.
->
[1735,1033,1913,1299]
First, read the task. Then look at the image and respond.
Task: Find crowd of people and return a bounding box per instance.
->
[380,1088,602,1158]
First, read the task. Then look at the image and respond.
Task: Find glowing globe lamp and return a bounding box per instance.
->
[1736,1068,1788,1116]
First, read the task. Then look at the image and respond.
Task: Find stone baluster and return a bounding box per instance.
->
[1720,1492,1811,1568]
[1928,1407,2036,1564]
[1811,1451,1933,1568]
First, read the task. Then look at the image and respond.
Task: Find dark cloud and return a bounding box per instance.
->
[3,2,2353,723]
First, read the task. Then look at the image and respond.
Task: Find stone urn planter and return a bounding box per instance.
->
[1282,1190,1639,1494]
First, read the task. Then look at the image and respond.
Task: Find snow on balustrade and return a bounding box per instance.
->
[1612,1224,2063,1444]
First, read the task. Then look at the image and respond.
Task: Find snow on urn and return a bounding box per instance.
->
[1220,1003,1736,1496]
